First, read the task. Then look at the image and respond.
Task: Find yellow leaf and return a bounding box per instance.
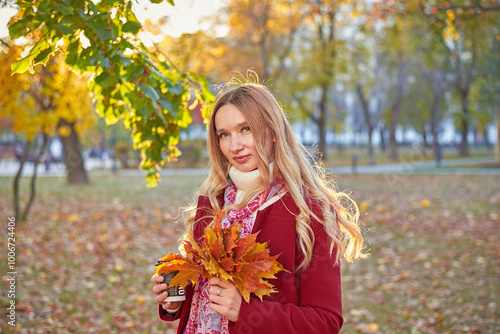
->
[58,124,71,137]
[167,266,203,289]
[359,202,368,212]
[447,9,455,21]
[170,209,286,302]
[69,213,79,222]
[421,199,430,208]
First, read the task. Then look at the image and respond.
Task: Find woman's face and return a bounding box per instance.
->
[214,103,273,172]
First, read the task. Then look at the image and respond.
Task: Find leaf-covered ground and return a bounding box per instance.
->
[0,173,498,333]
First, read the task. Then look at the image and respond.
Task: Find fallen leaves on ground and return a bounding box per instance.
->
[0,174,498,333]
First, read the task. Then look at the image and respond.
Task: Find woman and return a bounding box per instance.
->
[151,82,365,334]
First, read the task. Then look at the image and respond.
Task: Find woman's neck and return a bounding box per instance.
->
[229,166,260,191]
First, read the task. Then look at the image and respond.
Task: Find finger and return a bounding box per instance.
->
[209,285,223,296]
[155,290,169,304]
[209,301,225,314]
[209,277,232,288]
[153,283,168,295]
[160,301,176,310]
[151,275,165,284]
[208,293,225,305]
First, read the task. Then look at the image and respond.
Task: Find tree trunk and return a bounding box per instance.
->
[356,85,375,165]
[422,127,428,148]
[495,119,500,163]
[428,69,446,159]
[483,124,491,148]
[21,134,49,222]
[317,83,328,160]
[13,140,32,221]
[380,126,386,151]
[58,119,89,184]
[458,91,470,156]
[389,57,406,161]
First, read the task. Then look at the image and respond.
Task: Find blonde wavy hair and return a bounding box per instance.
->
[182,82,365,270]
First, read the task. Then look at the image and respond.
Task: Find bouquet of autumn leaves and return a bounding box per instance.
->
[155,210,286,303]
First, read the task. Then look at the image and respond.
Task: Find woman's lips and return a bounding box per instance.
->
[233,155,250,164]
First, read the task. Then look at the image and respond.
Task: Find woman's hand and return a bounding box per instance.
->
[151,275,181,312]
[208,277,242,322]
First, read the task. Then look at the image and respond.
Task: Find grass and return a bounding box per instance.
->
[321,145,494,167]
[0,173,498,333]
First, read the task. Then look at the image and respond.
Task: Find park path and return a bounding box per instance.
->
[0,156,499,178]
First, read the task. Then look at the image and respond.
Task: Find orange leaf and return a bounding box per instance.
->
[157,209,286,303]
[168,264,203,289]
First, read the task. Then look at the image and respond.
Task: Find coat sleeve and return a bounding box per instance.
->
[228,223,343,334]
[157,195,216,332]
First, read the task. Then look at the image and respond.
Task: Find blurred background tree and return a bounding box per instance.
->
[1,0,499,224]
[0,42,95,221]
[4,0,214,188]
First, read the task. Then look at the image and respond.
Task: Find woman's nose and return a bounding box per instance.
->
[230,136,244,152]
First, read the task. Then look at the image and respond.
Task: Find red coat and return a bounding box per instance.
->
[158,192,343,333]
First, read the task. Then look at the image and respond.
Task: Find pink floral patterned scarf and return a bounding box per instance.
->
[184,177,286,334]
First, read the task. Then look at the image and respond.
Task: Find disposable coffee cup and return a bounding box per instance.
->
[160,271,186,302]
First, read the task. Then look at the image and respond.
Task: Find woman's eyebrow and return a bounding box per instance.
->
[216,122,249,134]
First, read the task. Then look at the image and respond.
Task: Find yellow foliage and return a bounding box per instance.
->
[0,44,95,140]
[421,198,431,208]
[58,125,72,137]
[446,9,455,21]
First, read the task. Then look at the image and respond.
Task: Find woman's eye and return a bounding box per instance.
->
[242,126,251,133]
[218,133,228,139]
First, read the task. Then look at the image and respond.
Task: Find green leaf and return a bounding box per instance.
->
[169,84,184,95]
[31,39,50,55]
[122,21,142,34]
[142,84,160,101]
[159,98,174,115]
[56,4,74,16]
[9,20,29,39]
[26,19,42,32]
[75,9,86,18]
[65,41,80,65]
[87,18,115,41]
[125,65,144,82]
[52,24,73,35]
[17,1,33,8]
[11,55,33,75]
[167,0,175,5]
[95,72,114,87]
[34,47,54,65]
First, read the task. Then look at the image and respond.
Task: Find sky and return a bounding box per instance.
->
[0,0,226,39]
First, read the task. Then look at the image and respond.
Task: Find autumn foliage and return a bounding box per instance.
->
[155,210,286,303]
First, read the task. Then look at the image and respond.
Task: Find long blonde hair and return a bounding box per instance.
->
[183,82,365,269]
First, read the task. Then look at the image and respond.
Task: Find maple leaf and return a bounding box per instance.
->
[167,263,203,289]
[155,253,204,289]
[155,209,287,303]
